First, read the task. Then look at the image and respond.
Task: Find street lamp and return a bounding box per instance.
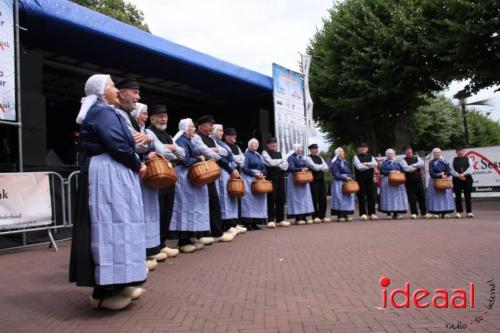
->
[453,89,494,148]
[453,90,470,148]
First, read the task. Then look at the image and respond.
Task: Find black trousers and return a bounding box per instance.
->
[404,179,427,215]
[158,185,175,244]
[453,176,473,213]
[208,182,224,237]
[310,179,327,219]
[267,176,286,222]
[357,177,376,215]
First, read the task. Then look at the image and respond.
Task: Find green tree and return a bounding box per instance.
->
[308,0,500,152]
[409,95,500,151]
[71,0,150,32]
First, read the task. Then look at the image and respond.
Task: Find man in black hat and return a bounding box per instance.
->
[192,116,233,242]
[223,128,245,171]
[223,128,248,234]
[145,105,185,257]
[353,143,378,220]
[115,78,151,148]
[305,144,330,223]
[262,137,290,228]
[400,145,431,219]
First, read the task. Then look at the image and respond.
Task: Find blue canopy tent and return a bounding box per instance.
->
[6,0,275,169]
[19,0,272,97]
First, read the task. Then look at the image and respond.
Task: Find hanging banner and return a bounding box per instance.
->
[0,0,16,121]
[0,172,53,230]
[300,54,316,137]
[272,63,308,154]
[425,146,500,197]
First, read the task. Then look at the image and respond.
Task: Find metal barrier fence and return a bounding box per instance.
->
[0,171,73,252]
[66,171,80,227]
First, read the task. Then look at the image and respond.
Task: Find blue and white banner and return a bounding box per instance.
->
[272,63,308,154]
[0,0,16,122]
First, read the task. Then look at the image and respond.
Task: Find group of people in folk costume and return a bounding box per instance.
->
[334,143,474,221]
[69,74,475,311]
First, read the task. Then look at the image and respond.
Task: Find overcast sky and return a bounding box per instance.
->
[129,0,499,149]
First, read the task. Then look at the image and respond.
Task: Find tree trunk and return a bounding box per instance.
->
[394,117,411,152]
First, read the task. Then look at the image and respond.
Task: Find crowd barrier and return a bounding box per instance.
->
[0,171,78,252]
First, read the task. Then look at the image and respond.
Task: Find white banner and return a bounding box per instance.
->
[272,63,308,154]
[425,146,500,197]
[300,54,316,137]
[0,173,52,230]
[0,0,16,121]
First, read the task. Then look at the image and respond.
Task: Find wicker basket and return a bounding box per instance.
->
[434,178,453,191]
[342,180,360,194]
[144,157,177,189]
[188,160,221,187]
[293,171,314,185]
[227,178,245,198]
[251,179,273,194]
[388,171,406,186]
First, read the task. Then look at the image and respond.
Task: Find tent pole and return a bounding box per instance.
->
[14,0,23,171]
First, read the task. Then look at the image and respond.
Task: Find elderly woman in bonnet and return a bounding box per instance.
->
[427,148,455,218]
[210,124,247,237]
[240,138,268,230]
[132,102,149,132]
[330,147,355,222]
[144,105,185,258]
[130,102,169,271]
[379,148,408,219]
[168,118,212,253]
[69,74,147,311]
[286,143,314,224]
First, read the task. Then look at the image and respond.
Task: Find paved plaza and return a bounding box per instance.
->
[0,200,499,333]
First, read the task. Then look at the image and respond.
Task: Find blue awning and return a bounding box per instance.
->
[19,0,273,98]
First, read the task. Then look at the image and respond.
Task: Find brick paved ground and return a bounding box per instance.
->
[0,200,499,333]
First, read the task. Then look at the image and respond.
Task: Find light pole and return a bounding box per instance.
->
[453,90,470,148]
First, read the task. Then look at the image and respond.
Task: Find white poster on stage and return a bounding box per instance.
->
[272,63,308,154]
[0,0,16,121]
[425,146,500,197]
[0,173,53,230]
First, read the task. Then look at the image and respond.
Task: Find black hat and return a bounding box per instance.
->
[116,78,140,90]
[308,143,319,150]
[266,137,278,144]
[149,104,168,115]
[403,145,413,151]
[197,115,215,125]
[358,142,369,148]
[224,128,237,136]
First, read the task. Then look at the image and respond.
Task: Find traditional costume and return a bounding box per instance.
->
[451,152,474,218]
[192,116,228,241]
[305,143,330,223]
[115,81,164,270]
[262,137,289,228]
[427,149,455,217]
[286,144,314,224]
[69,74,146,310]
[210,125,242,234]
[353,143,378,220]
[170,119,211,252]
[379,150,408,218]
[400,148,429,218]
[330,148,355,221]
[145,104,185,257]
[241,140,268,229]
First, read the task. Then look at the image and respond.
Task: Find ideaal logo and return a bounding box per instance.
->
[379,276,474,309]
[378,277,496,330]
